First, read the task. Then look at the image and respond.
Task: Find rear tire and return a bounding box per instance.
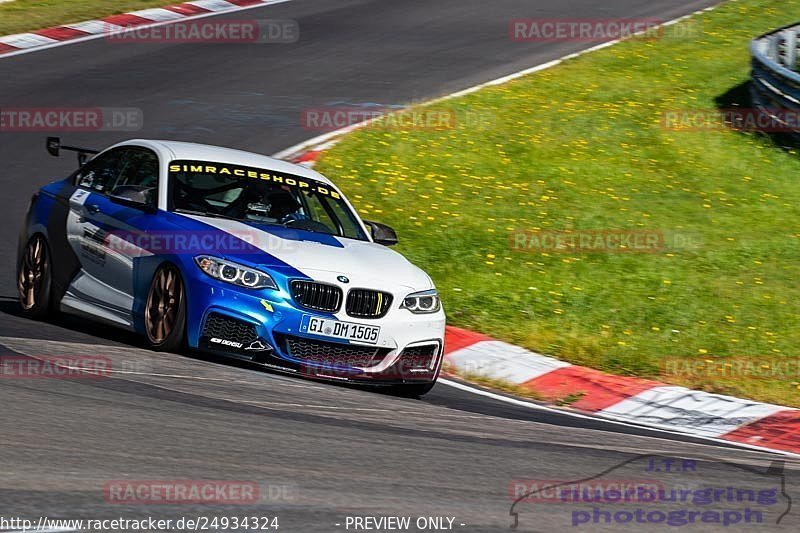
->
[144,264,186,352]
[17,234,52,320]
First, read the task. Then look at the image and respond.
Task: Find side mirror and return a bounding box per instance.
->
[109,186,156,213]
[364,220,398,246]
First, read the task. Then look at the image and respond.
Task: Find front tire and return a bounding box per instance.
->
[144,264,186,352]
[17,234,53,320]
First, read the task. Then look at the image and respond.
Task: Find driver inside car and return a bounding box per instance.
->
[222,185,300,222]
[265,189,303,222]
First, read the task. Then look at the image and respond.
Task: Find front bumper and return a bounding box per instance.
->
[184,276,446,385]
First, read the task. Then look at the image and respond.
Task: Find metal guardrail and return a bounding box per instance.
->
[750,23,800,133]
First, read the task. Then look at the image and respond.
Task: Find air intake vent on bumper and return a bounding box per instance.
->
[203,313,259,346]
[279,334,390,367]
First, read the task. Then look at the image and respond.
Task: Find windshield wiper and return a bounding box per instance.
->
[278,220,338,237]
[172,208,242,222]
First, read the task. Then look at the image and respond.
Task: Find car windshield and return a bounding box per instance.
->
[168,159,367,241]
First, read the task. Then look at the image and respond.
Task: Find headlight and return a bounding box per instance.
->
[194,256,277,290]
[400,289,441,314]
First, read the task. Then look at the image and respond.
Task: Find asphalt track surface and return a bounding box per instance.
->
[2,0,798,531]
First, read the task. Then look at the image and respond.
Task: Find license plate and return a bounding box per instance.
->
[301,316,380,345]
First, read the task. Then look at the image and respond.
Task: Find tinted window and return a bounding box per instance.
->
[74,147,159,207]
[111,148,159,207]
[115,149,158,191]
[74,148,124,194]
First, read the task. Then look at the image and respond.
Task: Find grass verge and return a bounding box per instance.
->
[0,0,186,36]
[317,0,800,407]
[444,368,543,403]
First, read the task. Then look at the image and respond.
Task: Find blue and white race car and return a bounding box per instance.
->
[18,138,445,395]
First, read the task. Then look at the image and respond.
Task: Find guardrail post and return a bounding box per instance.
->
[783,29,798,70]
[769,33,781,61]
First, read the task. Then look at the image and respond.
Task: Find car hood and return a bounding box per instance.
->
[170,213,433,291]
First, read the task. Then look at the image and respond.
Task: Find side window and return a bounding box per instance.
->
[301,192,328,223]
[110,148,159,207]
[301,192,336,234]
[324,195,363,239]
[73,149,124,194]
[297,191,364,239]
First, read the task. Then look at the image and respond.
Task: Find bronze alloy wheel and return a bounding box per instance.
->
[18,235,51,316]
[145,265,184,347]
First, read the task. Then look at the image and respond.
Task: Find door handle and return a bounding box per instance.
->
[86,204,100,215]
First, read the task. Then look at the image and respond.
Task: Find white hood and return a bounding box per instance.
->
[177,214,433,291]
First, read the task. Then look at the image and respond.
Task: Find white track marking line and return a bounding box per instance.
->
[272,5,720,160]
[439,379,800,459]
[0,0,293,60]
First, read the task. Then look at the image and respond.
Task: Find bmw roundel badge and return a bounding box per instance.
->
[337,275,350,283]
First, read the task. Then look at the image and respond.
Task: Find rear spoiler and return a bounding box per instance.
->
[46,137,99,166]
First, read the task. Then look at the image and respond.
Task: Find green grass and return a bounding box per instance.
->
[0,0,186,36]
[445,369,543,402]
[317,0,800,407]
